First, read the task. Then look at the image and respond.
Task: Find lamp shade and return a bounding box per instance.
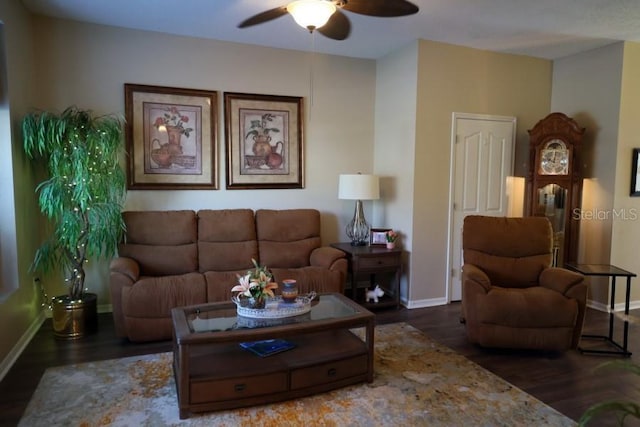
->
[338,174,380,200]
[287,0,336,30]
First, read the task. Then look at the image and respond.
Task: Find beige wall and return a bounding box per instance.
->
[611,42,640,307]
[0,2,44,377]
[376,40,551,307]
[551,43,624,306]
[373,41,419,301]
[29,17,377,303]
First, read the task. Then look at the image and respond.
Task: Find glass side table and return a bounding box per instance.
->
[565,263,636,357]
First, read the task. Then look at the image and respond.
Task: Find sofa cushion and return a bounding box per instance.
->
[204,270,248,302]
[477,286,578,328]
[198,209,258,272]
[463,216,552,288]
[270,267,343,294]
[256,209,321,268]
[119,210,198,276]
[121,272,206,319]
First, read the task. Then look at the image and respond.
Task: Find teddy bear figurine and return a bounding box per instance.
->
[366,285,385,303]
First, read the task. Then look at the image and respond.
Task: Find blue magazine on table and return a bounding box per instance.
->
[239,339,296,357]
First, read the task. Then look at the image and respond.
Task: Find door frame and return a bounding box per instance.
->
[446,112,517,302]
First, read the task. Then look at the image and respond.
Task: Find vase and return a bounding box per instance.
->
[386,242,396,249]
[51,293,98,340]
[281,279,298,303]
[166,125,183,146]
[247,296,266,309]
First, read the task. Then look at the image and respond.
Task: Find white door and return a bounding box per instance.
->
[448,113,516,301]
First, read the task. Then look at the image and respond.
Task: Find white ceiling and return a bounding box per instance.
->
[20,0,640,60]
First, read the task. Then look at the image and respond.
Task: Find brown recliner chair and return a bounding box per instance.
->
[461,215,587,351]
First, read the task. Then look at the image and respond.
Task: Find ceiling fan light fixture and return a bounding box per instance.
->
[287,0,337,31]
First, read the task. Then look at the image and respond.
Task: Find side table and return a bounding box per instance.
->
[565,263,636,357]
[330,242,401,309]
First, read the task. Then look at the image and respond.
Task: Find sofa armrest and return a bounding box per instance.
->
[462,263,491,292]
[109,257,140,338]
[310,246,346,270]
[539,267,584,296]
[539,267,587,348]
[110,257,140,282]
[460,263,492,336]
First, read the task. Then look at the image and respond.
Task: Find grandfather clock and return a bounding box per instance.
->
[526,112,585,266]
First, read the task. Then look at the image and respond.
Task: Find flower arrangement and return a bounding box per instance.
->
[386,230,398,243]
[153,106,194,137]
[231,259,278,309]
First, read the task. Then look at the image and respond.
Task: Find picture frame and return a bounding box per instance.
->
[124,84,218,190]
[224,92,304,189]
[631,148,640,197]
[370,228,392,246]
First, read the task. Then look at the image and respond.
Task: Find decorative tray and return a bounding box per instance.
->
[232,292,317,319]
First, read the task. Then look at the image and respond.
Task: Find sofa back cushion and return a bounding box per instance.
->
[462,215,552,288]
[118,210,198,276]
[198,209,258,272]
[256,209,321,268]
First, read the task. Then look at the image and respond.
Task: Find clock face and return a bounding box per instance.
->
[539,139,569,175]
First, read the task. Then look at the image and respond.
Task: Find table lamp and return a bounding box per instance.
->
[338,173,380,246]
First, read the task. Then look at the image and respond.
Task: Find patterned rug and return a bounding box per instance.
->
[19,323,575,426]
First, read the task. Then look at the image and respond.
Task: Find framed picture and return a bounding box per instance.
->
[631,148,640,197]
[224,92,304,189]
[124,84,218,190]
[370,228,392,246]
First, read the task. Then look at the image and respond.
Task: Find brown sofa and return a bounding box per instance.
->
[109,209,347,342]
[461,215,587,351]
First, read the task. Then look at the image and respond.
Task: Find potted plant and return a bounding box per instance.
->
[231,258,278,309]
[22,106,126,339]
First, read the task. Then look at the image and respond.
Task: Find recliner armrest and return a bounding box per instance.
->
[539,267,584,295]
[110,257,140,282]
[310,246,346,270]
[462,263,491,292]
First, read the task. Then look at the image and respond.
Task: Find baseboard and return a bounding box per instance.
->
[0,310,46,383]
[587,299,640,313]
[42,303,113,318]
[404,297,448,309]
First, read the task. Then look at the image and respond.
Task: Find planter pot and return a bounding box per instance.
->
[51,293,98,340]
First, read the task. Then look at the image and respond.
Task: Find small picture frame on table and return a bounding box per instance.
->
[370,228,392,246]
[631,148,640,196]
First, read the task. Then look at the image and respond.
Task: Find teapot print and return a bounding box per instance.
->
[266,141,284,168]
[245,113,285,169]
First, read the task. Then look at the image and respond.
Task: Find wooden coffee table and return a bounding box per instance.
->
[171,292,375,419]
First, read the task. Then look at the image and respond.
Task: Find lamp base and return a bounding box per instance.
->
[346,200,370,246]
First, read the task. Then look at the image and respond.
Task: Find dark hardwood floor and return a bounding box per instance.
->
[2,303,640,426]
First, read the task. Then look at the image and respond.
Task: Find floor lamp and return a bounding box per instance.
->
[338,174,380,246]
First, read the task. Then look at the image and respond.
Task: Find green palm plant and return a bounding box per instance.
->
[22,106,126,300]
[579,360,640,426]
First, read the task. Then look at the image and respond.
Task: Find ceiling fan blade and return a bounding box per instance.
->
[317,9,351,40]
[238,7,288,28]
[340,0,419,17]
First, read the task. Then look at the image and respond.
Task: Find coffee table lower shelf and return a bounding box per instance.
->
[173,329,372,419]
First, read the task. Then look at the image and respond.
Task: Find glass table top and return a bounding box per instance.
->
[185,293,364,334]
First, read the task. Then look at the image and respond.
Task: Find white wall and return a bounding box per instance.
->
[29,17,377,307]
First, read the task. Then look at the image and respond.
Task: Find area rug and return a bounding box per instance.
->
[19,323,575,426]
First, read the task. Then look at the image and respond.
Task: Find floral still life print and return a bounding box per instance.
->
[240,109,288,175]
[145,103,202,174]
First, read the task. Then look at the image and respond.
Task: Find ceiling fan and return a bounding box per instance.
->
[238,0,420,41]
